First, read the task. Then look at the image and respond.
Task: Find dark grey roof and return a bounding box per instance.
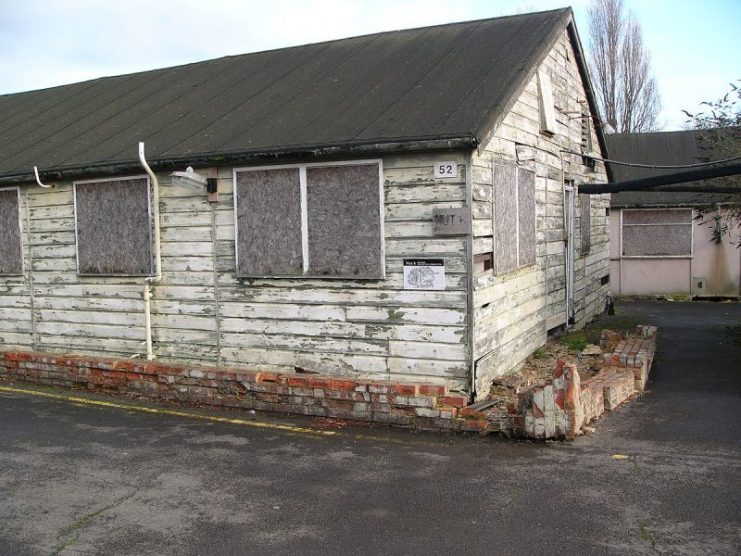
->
[0,9,580,183]
[606,128,741,207]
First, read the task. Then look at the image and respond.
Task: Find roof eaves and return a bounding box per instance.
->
[0,134,479,185]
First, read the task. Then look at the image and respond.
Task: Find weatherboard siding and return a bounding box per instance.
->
[470,30,610,397]
[26,184,149,358]
[215,154,469,388]
[0,154,469,391]
[0,187,33,349]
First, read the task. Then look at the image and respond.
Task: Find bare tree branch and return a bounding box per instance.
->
[587,0,661,132]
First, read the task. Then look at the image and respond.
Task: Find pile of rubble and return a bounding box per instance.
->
[473,325,658,439]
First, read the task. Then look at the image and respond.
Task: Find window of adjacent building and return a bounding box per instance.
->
[234,161,383,279]
[74,177,153,275]
[0,187,23,275]
[580,193,591,256]
[493,161,536,274]
[537,69,557,135]
[622,209,693,257]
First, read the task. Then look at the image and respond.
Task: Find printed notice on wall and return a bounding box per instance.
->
[403,259,445,290]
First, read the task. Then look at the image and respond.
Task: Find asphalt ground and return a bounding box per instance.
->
[0,300,739,555]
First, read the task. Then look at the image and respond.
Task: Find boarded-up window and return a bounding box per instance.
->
[494,162,536,274]
[236,168,303,276]
[622,209,693,256]
[0,188,23,275]
[537,69,557,135]
[494,163,517,273]
[580,194,591,256]
[75,177,153,275]
[518,169,536,266]
[306,164,382,277]
[234,161,383,278]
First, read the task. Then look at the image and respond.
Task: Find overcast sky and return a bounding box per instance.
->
[1,0,738,130]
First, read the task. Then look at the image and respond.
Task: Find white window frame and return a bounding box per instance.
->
[0,186,24,276]
[73,174,154,276]
[620,207,694,259]
[233,159,385,279]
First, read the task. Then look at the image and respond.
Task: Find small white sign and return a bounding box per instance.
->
[403,259,446,290]
[434,161,458,179]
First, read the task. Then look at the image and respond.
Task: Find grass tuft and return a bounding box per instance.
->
[561,332,588,352]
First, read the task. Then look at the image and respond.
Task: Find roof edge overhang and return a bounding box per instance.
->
[0,135,479,185]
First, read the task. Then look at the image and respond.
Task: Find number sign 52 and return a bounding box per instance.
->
[434,161,458,179]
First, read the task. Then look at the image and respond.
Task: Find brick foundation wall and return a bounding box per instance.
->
[0,351,490,434]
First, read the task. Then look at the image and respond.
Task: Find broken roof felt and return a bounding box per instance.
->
[606,128,741,208]
[0,8,576,183]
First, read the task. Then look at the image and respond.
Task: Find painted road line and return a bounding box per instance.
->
[0,384,444,447]
[0,385,337,437]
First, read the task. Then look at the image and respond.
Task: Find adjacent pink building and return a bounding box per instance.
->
[606,129,740,298]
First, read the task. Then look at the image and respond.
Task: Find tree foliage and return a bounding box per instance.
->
[587,0,661,132]
[683,80,741,162]
[683,81,741,244]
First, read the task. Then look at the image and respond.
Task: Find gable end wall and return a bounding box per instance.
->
[470,29,610,398]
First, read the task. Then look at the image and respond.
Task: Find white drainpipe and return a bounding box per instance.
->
[138,142,162,360]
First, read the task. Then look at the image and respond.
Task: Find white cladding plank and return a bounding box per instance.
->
[0,332,34,346]
[33,284,144,298]
[28,216,75,234]
[345,306,466,326]
[36,321,145,341]
[37,309,143,327]
[160,256,214,272]
[152,327,217,345]
[28,205,74,221]
[220,318,383,339]
[160,242,214,256]
[219,347,389,375]
[0,317,32,332]
[161,227,213,242]
[36,337,144,354]
[32,244,76,259]
[149,286,215,301]
[386,201,464,221]
[385,238,465,257]
[220,333,388,355]
[383,221,435,238]
[388,340,466,360]
[219,302,345,321]
[151,314,217,331]
[0,295,33,309]
[217,287,466,307]
[387,356,467,378]
[385,183,465,203]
